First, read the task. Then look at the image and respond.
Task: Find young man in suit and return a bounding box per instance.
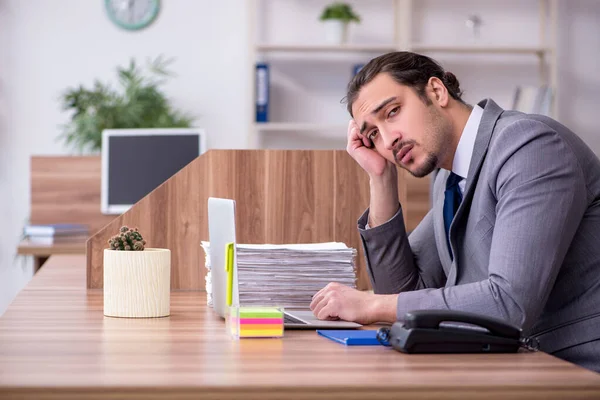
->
[310,52,600,372]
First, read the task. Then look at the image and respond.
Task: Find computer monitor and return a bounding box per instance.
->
[101,128,206,215]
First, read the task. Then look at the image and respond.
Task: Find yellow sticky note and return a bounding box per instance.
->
[225,242,234,307]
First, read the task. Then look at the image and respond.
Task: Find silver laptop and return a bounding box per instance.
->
[207,197,361,329]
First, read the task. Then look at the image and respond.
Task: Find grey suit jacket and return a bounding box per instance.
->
[358,99,600,366]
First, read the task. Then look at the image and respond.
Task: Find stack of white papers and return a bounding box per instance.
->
[201,242,357,309]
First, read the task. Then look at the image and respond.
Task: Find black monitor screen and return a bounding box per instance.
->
[108,134,200,205]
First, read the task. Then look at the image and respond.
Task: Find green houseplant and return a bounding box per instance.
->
[59,56,193,153]
[104,226,171,318]
[319,2,361,44]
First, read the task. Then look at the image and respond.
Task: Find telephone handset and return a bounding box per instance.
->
[377,310,533,354]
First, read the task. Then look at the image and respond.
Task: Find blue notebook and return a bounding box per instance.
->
[317,330,381,346]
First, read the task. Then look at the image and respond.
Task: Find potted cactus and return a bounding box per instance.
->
[103,226,171,318]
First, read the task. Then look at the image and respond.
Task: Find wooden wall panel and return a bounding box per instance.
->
[404,173,431,232]
[86,150,431,290]
[31,156,114,234]
[232,151,268,245]
[332,151,371,290]
[310,151,336,242]
[166,154,205,289]
[264,151,334,244]
[86,155,208,290]
[207,151,267,245]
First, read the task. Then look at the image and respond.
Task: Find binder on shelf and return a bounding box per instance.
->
[255,63,270,123]
[352,63,365,77]
[512,85,553,116]
[23,223,89,237]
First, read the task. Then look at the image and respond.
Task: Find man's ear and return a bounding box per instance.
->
[428,77,449,107]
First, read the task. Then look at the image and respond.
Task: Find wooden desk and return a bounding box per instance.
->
[16,238,87,272]
[1,256,599,399]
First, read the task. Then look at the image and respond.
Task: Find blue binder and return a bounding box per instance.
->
[255,63,269,122]
[352,63,365,76]
[317,329,382,346]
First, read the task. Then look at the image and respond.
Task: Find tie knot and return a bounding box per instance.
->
[446,172,463,189]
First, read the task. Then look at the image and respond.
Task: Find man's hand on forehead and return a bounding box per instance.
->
[353,119,374,149]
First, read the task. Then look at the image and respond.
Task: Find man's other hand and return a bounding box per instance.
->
[309,282,398,325]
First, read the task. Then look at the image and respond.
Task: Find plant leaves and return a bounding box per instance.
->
[58,56,194,152]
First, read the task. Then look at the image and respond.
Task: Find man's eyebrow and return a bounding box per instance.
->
[360,121,369,135]
[371,96,397,115]
[359,96,397,135]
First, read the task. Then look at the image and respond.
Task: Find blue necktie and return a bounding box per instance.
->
[443,172,463,260]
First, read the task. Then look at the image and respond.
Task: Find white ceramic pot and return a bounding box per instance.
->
[323,20,348,45]
[103,248,171,318]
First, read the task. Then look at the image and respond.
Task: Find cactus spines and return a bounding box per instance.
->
[108,226,146,251]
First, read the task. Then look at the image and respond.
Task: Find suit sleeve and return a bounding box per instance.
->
[358,204,446,294]
[393,120,588,332]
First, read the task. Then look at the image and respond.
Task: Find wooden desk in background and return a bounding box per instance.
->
[1,256,599,399]
[16,238,87,272]
[25,155,114,273]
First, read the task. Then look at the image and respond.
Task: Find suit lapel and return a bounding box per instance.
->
[446,99,504,286]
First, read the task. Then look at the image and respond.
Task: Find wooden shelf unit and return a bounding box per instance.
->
[247,0,559,148]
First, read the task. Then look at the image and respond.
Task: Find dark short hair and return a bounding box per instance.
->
[345,51,464,116]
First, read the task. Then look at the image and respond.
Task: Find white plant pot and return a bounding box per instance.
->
[323,20,349,45]
[103,248,171,318]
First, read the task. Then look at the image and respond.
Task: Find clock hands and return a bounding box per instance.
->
[128,0,134,24]
[108,0,158,30]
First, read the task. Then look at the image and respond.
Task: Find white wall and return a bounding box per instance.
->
[556,0,600,151]
[0,0,251,314]
[1,0,599,315]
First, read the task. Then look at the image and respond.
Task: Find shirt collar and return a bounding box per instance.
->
[452,104,484,180]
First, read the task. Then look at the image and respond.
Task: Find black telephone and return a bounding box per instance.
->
[377,310,527,354]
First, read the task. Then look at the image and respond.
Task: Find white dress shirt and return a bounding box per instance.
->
[452,104,484,194]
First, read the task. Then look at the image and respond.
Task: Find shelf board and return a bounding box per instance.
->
[411,44,552,55]
[254,123,347,132]
[255,43,552,56]
[255,44,397,53]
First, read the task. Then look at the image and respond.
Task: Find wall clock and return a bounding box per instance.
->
[105,0,161,31]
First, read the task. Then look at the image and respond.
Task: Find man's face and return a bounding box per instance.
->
[351,72,452,177]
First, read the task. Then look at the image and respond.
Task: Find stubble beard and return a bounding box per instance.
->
[407,151,438,178]
[397,106,450,178]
